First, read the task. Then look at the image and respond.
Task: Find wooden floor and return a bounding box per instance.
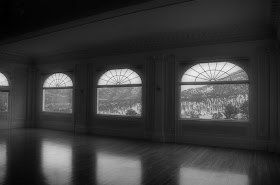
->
[0,129,279,185]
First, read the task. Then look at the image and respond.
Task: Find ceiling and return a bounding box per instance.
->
[0,0,278,59]
[0,0,152,39]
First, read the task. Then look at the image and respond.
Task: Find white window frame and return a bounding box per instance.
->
[42,73,73,114]
[179,61,250,122]
[96,68,143,118]
[0,72,9,112]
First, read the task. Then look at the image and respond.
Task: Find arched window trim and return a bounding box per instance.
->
[96,68,143,118]
[180,62,249,85]
[43,73,73,89]
[97,68,142,87]
[179,61,250,121]
[0,72,10,87]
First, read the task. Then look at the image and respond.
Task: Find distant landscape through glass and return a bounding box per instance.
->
[180,62,249,120]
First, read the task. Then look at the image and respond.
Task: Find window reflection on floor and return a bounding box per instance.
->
[41,141,72,185]
[179,167,249,185]
[0,142,6,184]
[97,152,142,185]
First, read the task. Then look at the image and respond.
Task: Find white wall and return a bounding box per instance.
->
[32,39,280,151]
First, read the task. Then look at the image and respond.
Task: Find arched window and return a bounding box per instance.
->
[43,73,73,113]
[0,72,9,112]
[97,68,142,116]
[180,62,249,120]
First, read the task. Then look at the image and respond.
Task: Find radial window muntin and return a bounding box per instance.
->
[0,72,9,87]
[42,73,73,113]
[97,68,142,86]
[181,62,249,83]
[43,73,73,88]
[180,62,249,120]
[97,68,142,117]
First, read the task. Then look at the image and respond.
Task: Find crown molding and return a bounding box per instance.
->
[0,0,194,46]
[270,0,280,25]
[270,0,280,39]
[36,24,273,64]
[0,51,30,65]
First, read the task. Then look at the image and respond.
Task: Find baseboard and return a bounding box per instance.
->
[11,121,25,128]
[93,127,145,139]
[147,132,176,143]
[38,121,74,131]
[150,132,165,142]
[74,124,89,134]
[178,134,271,150]
[275,143,280,154]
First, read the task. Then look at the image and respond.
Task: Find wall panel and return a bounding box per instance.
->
[32,39,279,151]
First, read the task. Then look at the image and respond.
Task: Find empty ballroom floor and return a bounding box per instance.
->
[0,129,280,185]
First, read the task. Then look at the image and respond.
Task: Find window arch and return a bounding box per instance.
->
[0,72,9,112]
[97,68,142,116]
[180,62,249,120]
[0,73,9,86]
[42,73,73,113]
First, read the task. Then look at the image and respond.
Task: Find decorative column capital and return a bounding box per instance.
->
[147,54,176,64]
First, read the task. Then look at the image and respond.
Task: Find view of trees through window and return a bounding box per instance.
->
[43,89,73,113]
[97,87,142,116]
[97,68,142,117]
[42,73,73,113]
[181,84,249,120]
[180,62,249,120]
[0,92,8,112]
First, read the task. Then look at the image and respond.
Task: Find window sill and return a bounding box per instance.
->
[95,114,143,120]
[178,118,250,126]
[40,111,73,115]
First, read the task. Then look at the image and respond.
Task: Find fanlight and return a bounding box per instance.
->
[98,69,142,85]
[43,73,73,88]
[0,73,9,86]
[181,62,248,82]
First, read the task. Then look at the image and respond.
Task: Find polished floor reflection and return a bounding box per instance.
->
[0,129,280,185]
[0,141,6,185]
[180,167,249,185]
[42,141,72,185]
[97,152,141,185]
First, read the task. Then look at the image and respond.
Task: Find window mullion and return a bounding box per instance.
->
[180,81,249,85]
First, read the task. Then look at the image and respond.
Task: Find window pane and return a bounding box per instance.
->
[0,73,9,86]
[0,92,8,112]
[98,69,142,85]
[180,84,249,120]
[182,62,248,82]
[43,89,72,113]
[43,73,73,87]
[97,87,142,116]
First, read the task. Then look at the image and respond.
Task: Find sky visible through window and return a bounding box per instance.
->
[43,73,73,87]
[0,73,9,86]
[98,69,141,85]
[182,62,248,82]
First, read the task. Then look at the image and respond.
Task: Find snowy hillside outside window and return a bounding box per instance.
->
[97,69,142,116]
[43,73,73,113]
[180,62,249,120]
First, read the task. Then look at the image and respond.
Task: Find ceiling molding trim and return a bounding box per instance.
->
[270,0,280,25]
[36,25,273,64]
[0,51,30,65]
[270,0,280,39]
[0,0,195,46]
